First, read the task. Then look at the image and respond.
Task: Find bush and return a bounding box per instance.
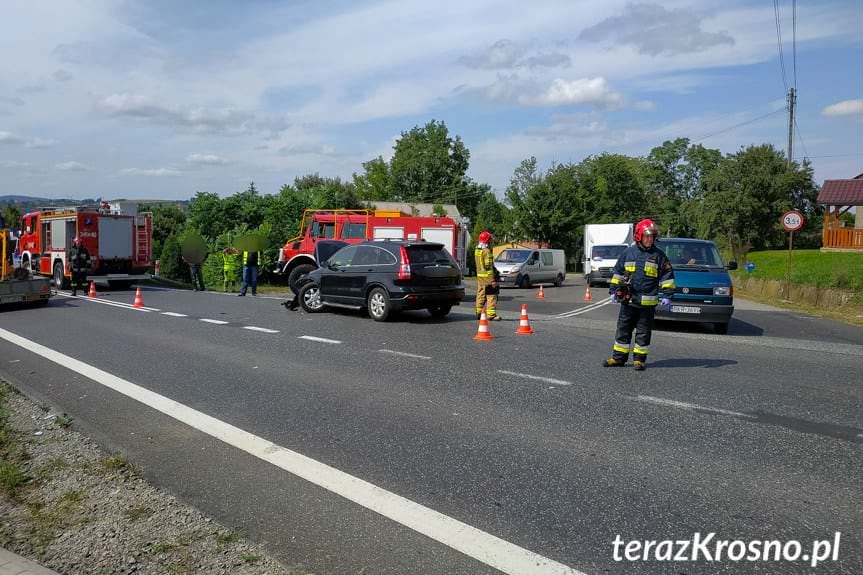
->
[159,235,188,283]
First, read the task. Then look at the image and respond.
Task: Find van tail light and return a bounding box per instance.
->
[398,246,411,280]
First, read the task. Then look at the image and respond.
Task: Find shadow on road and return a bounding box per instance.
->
[646,358,738,369]
[655,318,764,337]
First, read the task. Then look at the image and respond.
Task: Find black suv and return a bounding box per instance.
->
[298,240,465,321]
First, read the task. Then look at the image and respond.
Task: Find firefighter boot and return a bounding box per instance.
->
[602,358,626,367]
[489,314,502,321]
[633,361,646,371]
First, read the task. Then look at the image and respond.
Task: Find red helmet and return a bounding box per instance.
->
[478,231,492,244]
[634,219,659,243]
[72,236,81,245]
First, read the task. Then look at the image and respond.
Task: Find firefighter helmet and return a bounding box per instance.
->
[478,231,492,244]
[72,236,81,245]
[634,219,658,243]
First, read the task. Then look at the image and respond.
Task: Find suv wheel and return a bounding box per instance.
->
[299,282,324,313]
[367,287,391,322]
[428,304,452,319]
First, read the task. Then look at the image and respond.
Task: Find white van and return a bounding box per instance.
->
[494,248,566,288]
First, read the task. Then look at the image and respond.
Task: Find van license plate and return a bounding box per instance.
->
[671,305,701,314]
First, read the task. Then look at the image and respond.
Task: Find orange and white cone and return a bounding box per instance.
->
[584,285,592,301]
[473,310,495,340]
[132,287,145,308]
[515,304,534,335]
[536,284,545,299]
[87,281,97,298]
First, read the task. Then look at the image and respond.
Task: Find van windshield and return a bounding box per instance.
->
[496,249,531,263]
[592,245,626,259]
[659,240,724,268]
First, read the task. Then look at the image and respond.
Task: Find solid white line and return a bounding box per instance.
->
[243,326,280,334]
[633,395,756,419]
[161,312,188,317]
[556,297,612,318]
[497,370,573,386]
[0,327,582,575]
[55,292,157,312]
[200,318,229,325]
[147,286,287,300]
[298,335,342,344]
[378,349,432,360]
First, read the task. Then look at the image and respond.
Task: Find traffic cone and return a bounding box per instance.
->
[132,287,145,308]
[583,285,592,302]
[515,304,534,335]
[473,311,495,340]
[536,284,545,299]
[87,281,97,298]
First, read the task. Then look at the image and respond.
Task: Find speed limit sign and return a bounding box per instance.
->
[782,210,804,232]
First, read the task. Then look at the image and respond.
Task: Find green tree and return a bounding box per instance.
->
[701,145,819,262]
[353,157,393,202]
[139,203,187,261]
[2,204,21,230]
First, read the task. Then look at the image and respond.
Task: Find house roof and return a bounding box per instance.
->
[817,179,863,206]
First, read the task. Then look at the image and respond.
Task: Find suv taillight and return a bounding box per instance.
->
[398,245,411,280]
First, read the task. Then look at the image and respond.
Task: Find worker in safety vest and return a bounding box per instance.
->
[222,247,240,292]
[603,219,675,371]
[238,250,260,297]
[69,237,91,296]
[474,231,501,320]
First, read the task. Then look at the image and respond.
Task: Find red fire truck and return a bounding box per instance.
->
[17,204,153,289]
[278,209,470,289]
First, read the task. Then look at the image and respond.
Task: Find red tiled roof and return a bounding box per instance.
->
[818,179,863,205]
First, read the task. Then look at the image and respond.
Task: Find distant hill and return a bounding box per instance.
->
[0,195,85,204]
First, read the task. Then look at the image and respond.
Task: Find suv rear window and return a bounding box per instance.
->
[406,245,452,264]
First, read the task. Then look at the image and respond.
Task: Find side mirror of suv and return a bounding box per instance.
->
[726,260,738,271]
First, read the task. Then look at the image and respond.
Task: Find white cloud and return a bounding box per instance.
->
[186,153,228,165]
[521,77,625,108]
[55,161,91,171]
[634,100,656,111]
[517,52,571,70]
[119,167,182,177]
[459,39,525,69]
[822,99,863,117]
[0,130,58,148]
[580,3,735,56]
[279,143,337,156]
[0,160,37,171]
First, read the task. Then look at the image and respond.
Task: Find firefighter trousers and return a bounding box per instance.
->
[475,277,498,317]
[611,303,655,363]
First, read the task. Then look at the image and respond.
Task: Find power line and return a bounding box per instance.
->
[793,117,809,160]
[803,153,863,159]
[792,0,798,91]
[773,0,789,92]
[692,108,785,143]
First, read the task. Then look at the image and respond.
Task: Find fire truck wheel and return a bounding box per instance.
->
[108,280,133,290]
[367,287,391,322]
[53,261,68,290]
[299,282,324,313]
[288,263,316,293]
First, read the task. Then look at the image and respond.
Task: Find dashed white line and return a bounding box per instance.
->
[378,349,432,360]
[161,312,188,317]
[199,319,229,325]
[632,395,756,419]
[298,335,342,344]
[497,370,573,386]
[243,326,280,334]
[0,326,582,575]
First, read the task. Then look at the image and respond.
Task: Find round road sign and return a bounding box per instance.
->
[782,210,804,232]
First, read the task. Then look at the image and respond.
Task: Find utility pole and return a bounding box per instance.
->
[786,87,796,170]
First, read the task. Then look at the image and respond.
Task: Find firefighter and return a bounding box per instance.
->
[238,250,260,297]
[222,247,240,292]
[69,236,90,296]
[603,219,674,371]
[474,231,501,320]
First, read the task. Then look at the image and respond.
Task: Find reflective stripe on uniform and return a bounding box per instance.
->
[633,346,650,355]
[660,280,675,289]
[624,261,636,272]
[610,273,625,285]
[640,294,658,306]
[644,261,658,277]
[613,344,630,354]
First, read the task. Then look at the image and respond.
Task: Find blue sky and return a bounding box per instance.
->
[1,0,861,200]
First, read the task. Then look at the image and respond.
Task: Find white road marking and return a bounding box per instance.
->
[161,312,188,317]
[555,297,612,318]
[497,370,573,386]
[200,319,229,325]
[55,292,158,312]
[378,349,432,360]
[298,335,342,344]
[0,327,582,575]
[146,286,286,300]
[243,326,280,334]
[633,395,756,419]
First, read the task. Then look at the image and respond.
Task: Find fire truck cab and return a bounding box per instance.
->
[18,203,153,290]
[278,209,470,290]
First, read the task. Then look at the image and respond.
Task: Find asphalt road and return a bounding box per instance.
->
[0,279,861,574]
